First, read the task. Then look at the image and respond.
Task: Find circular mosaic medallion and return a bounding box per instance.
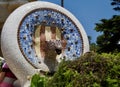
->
[18,8,84,68]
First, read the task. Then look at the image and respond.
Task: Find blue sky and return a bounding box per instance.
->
[39,0,119,43]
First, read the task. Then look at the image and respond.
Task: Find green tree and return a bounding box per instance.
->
[87,36,98,52]
[95,15,120,53]
[90,43,98,52]
[111,0,120,11]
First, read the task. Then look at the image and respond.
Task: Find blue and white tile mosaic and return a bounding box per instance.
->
[18,9,83,67]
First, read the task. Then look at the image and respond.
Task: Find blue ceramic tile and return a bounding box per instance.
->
[18,9,83,66]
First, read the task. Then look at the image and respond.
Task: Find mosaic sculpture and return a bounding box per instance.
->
[1,1,89,86]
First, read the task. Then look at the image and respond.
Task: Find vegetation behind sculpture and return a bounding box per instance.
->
[89,0,120,53]
[30,52,120,87]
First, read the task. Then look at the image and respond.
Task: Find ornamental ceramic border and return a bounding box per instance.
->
[18,8,85,68]
[1,1,89,70]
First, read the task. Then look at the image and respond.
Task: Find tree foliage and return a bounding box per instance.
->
[95,15,120,53]
[90,43,98,52]
[94,0,120,53]
[31,52,120,87]
[111,0,120,11]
